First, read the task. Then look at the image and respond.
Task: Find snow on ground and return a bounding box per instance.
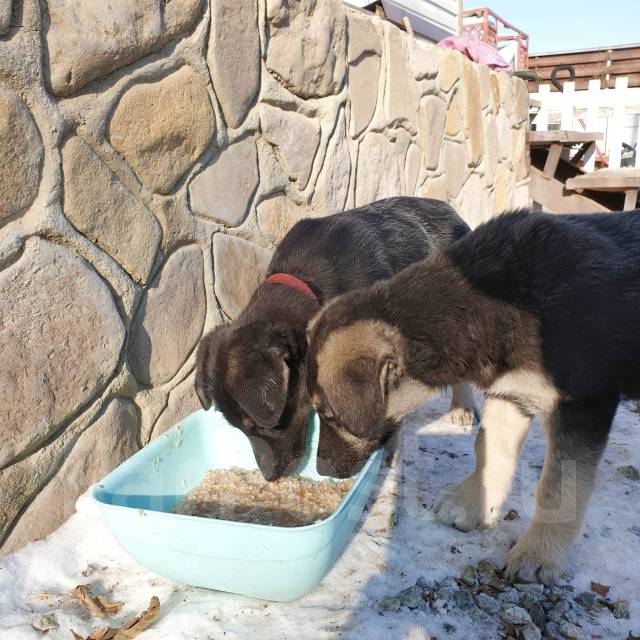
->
[1,392,639,640]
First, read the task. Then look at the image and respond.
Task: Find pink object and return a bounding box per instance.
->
[437,32,513,76]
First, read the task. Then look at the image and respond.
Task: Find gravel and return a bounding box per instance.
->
[558,621,585,640]
[475,592,502,615]
[376,559,625,638]
[575,591,597,610]
[502,604,533,625]
[618,465,640,481]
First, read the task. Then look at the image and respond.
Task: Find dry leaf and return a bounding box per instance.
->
[114,596,160,639]
[88,627,117,640]
[72,597,160,640]
[95,596,123,616]
[590,581,611,597]
[73,585,107,618]
[72,585,123,618]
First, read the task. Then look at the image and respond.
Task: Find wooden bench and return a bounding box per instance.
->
[566,169,640,210]
[528,130,603,179]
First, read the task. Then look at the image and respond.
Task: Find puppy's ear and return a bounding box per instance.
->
[195,324,231,410]
[231,324,303,429]
[337,352,399,439]
[315,321,403,440]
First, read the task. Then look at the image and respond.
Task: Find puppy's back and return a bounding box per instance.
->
[270,197,468,297]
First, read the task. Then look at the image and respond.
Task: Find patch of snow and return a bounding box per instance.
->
[1,393,638,639]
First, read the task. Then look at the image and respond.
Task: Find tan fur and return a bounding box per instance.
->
[505,412,602,584]
[386,377,437,420]
[488,369,560,416]
[315,320,403,399]
[447,383,478,426]
[434,396,533,530]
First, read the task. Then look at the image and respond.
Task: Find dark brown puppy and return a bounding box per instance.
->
[195,197,476,480]
[306,208,640,583]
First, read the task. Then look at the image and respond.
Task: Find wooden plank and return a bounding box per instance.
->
[530,167,610,213]
[608,59,640,75]
[608,46,640,61]
[543,143,562,178]
[624,189,639,211]
[566,169,640,192]
[530,51,608,67]
[528,130,603,145]
[532,61,607,79]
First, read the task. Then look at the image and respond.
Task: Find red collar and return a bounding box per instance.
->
[265,273,319,305]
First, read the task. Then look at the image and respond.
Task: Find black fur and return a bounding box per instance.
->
[307,209,640,474]
[196,197,470,480]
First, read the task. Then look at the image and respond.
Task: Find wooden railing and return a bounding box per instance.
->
[462,7,529,70]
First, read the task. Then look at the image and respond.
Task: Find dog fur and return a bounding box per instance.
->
[195,197,476,480]
[306,209,640,582]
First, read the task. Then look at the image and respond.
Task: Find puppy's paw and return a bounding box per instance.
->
[434,478,485,531]
[446,406,476,426]
[504,524,566,585]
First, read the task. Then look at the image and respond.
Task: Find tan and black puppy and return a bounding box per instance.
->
[307,209,640,583]
[195,197,477,480]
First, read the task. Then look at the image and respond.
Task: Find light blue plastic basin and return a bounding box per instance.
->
[90,408,383,601]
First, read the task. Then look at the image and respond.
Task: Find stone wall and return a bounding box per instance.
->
[0,0,529,553]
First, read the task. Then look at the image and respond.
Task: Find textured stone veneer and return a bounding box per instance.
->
[0,0,529,553]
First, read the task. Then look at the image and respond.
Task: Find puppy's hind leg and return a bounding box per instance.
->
[435,396,533,531]
[447,383,479,426]
[505,396,616,585]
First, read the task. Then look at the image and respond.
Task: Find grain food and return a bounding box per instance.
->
[172,467,354,526]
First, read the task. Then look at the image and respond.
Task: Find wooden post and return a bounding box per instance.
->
[624,189,638,210]
[584,79,600,171]
[535,84,551,131]
[608,77,628,169]
[543,143,562,179]
[560,81,575,131]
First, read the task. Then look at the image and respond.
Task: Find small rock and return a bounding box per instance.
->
[399,585,424,609]
[515,583,545,598]
[558,621,584,640]
[575,591,596,610]
[629,525,640,538]
[500,588,522,605]
[379,596,401,612]
[504,508,520,521]
[477,559,499,583]
[520,623,542,640]
[502,604,533,625]
[475,592,501,615]
[439,576,458,589]
[435,587,457,602]
[31,614,58,632]
[563,609,578,625]
[455,589,475,610]
[543,621,563,640]
[547,600,571,622]
[618,465,640,481]
[461,564,479,587]
[612,599,630,619]
[443,622,456,634]
[521,593,547,628]
[469,605,489,622]
[415,576,428,589]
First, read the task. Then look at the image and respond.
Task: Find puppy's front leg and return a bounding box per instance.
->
[447,383,479,426]
[505,398,614,584]
[435,396,532,531]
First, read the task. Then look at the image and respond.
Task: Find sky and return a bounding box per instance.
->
[478,0,640,55]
